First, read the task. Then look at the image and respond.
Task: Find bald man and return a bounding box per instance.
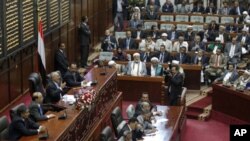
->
[29,92,55,121]
[45,71,66,103]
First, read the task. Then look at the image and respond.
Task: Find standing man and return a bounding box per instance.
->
[167,65,184,106]
[79,16,91,68]
[54,43,69,77]
[112,0,128,31]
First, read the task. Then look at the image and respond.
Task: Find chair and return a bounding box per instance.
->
[176,24,188,31]
[111,107,127,137]
[0,116,9,140]
[160,15,174,22]
[126,104,135,119]
[205,16,219,23]
[100,126,115,141]
[160,23,173,30]
[9,103,25,121]
[190,15,204,23]
[144,21,158,30]
[220,17,234,24]
[115,32,126,43]
[192,24,204,32]
[28,72,46,97]
[175,15,189,22]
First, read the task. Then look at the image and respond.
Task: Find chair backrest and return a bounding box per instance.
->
[28,72,45,96]
[190,15,204,23]
[160,23,173,30]
[176,24,188,31]
[160,15,174,22]
[220,17,234,24]
[144,21,158,29]
[115,32,126,43]
[0,116,9,140]
[192,24,204,32]
[111,107,124,136]
[175,15,189,22]
[10,103,25,121]
[100,126,115,141]
[205,16,219,23]
[126,104,135,119]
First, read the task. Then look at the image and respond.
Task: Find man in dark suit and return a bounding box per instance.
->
[167,25,179,41]
[29,92,55,122]
[204,2,216,14]
[237,28,250,50]
[78,16,91,68]
[45,71,66,103]
[167,65,184,106]
[189,36,206,51]
[184,26,195,41]
[162,0,174,13]
[215,26,231,44]
[120,31,137,50]
[198,23,216,42]
[140,47,154,63]
[150,25,161,40]
[191,50,209,67]
[120,117,143,141]
[224,37,242,64]
[131,24,146,39]
[214,64,239,85]
[145,5,159,20]
[128,14,143,30]
[101,29,118,51]
[112,0,128,31]
[54,43,69,77]
[174,47,191,64]
[6,105,46,140]
[191,1,205,13]
[63,63,85,87]
[229,1,244,15]
[156,45,171,64]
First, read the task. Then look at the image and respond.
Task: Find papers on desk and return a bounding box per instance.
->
[82,81,92,87]
[62,95,76,104]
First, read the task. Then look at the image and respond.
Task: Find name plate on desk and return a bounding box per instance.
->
[99,52,113,61]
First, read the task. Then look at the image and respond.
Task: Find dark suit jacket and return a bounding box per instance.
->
[78,22,91,46]
[101,35,118,51]
[215,70,239,83]
[189,42,206,51]
[112,0,128,18]
[162,3,174,13]
[184,31,195,41]
[145,11,159,20]
[120,38,137,50]
[63,71,84,87]
[149,31,161,40]
[204,7,216,14]
[229,7,244,15]
[7,116,39,140]
[237,34,250,45]
[29,101,48,122]
[132,30,146,39]
[174,53,191,64]
[168,73,183,105]
[192,6,205,13]
[225,25,238,33]
[215,33,231,43]
[208,23,219,31]
[140,52,154,63]
[167,30,179,40]
[156,51,171,63]
[198,30,216,41]
[45,81,63,103]
[146,64,163,76]
[191,55,209,66]
[54,49,68,76]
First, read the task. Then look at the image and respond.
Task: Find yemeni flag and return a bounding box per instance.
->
[37,19,47,86]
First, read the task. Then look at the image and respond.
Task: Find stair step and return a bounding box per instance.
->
[186,95,207,106]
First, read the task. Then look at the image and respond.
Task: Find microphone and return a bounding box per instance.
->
[58,110,67,120]
[39,128,49,140]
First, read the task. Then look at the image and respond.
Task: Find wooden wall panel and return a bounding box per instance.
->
[9,54,22,101]
[0,0,113,112]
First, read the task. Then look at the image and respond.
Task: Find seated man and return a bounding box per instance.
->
[207,37,223,54]
[156,45,171,64]
[205,48,227,84]
[140,46,154,63]
[113,47,128,61]
[137,111,157,134]
[184,26,195,41]
[6,105,46,140]
[45,71,66,103]
[147,57,163,76]
[63,63,85,87]
[128,14,143,30]
[214,64,239,86]
[134,93,160,117]
[29,92,55,121]
[173,47,191,64]
[155,33,172,52]
[189,36,205,51]
[120,117,143,141]
[108,60,126,75]
[172,36,189,52]
[101,29,118,51]
[126,53,147,76]
[233,70,250,90]
[224,37,241,64]
[138,35,155,52]
[131,24,146,39]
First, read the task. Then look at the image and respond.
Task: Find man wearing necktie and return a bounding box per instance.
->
[29,92,55,121]
[63,63,85,87]
[122,31,136,50]
[224,37,241,64]
[157,45,171,64]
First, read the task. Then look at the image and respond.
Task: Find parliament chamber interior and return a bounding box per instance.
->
[0,0,250,141]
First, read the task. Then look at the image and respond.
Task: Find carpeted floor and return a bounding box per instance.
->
[182,119,229,141]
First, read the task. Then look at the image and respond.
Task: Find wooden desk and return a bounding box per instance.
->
[143,105,186,141]
[21,68,122,141]
[116,61,201,90]
[117,75,165,104]
[212,84,250,123]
